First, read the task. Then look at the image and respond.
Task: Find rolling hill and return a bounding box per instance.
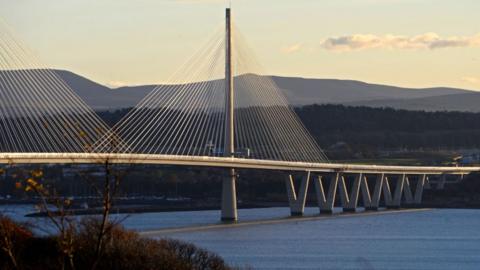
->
[2,69,479,112]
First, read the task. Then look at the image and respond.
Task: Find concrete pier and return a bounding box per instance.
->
[221,168,237,221]
[286,171,311,216]
[339,174,363,212]
[221,8,237,221]
[314,173,340,214]
[367,174,385,210]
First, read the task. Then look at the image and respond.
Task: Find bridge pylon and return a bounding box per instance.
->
[221,7,238,221]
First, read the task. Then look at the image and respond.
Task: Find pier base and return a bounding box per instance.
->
[221,168,237,221]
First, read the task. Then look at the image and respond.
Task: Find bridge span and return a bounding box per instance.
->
[1,8,479,221]
[0,152,478,175]
[2,152,479,219]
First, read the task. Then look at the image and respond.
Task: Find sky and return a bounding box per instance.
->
[0,0,479,90]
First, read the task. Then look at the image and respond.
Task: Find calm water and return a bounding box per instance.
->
[2,205,480,270]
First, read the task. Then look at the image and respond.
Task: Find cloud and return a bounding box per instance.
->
[321,33,480,52]
[462,76,480,84]
[281,43,303,54]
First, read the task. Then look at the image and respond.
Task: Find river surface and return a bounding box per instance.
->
[2,205,480,270]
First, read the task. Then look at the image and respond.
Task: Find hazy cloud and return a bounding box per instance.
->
[321,33,480,52]
[281,43,303,54]
[462,76,480,84]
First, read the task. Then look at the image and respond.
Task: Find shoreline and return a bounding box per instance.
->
[0,199,477,217]
[139,208,433,236]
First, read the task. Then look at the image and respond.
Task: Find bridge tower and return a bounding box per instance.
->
[221,7,238,221]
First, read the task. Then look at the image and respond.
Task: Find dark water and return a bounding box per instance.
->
[154,209,480,270]
[2,205,480,269]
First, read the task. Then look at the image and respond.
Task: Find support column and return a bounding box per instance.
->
[360,174,373,210]
[383,176,394,208]
[221,8,237,221]
[314,173,340,214]
[369,173,385,210]
[390,174,406,209]
[340,173,362,212]
[221,168,237,221]
[285,171,311,216]
[402,176,414,205]
[414,174,427,204]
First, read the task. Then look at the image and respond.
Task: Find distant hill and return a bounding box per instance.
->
[272,76,473,105]
[54,70,155,110]
[345,93,480,112]
[2,69,479,112]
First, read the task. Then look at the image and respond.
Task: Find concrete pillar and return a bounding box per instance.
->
[402,176,414,205]
[360,175,372,210]
[221,168,237,221]
[414,174,427,204]
[390,174,406,209]
[285,171,311,216]
[221,8,237,222]
[314,172,340,214]
[383,176,394,208]
[340,173,363,212]
[369,173,385,210]
[338,175,349,210]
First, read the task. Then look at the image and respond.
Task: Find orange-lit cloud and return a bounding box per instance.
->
[462,76,480,84]
[321,33,480,52]
[281,43,303,54]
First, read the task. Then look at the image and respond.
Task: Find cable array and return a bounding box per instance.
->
[0,20,111,153]
[0,14,328,162]
[94,27,227,156]
[232,26,329,162]
[95,24,329,163]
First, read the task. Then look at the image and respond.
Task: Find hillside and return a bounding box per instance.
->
[1,69,479,111]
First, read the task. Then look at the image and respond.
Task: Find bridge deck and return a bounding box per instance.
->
[0,153,478,175]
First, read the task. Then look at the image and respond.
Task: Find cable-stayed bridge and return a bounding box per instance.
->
[0,9,479,221]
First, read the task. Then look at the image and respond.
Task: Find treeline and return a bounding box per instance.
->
[98,104,480,155]
[295,105,480,157]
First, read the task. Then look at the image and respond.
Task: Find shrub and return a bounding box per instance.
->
[0,215,33,270]
[0,216,231,270]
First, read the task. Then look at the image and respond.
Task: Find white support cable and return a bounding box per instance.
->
[109,31,225,154]
[106,26,224,140]
[2,22,112,133]
[233,45,297,160]
[208,81,226,157]
[172,44,224,155]
[233,53,295,161]
[182,79,222,156]
[0,27,109,153]
[234,75,281,160]
[0,58,79,152]
[155,49,222,154]
[143,49,221,153]
[237,72,307,161]
[234,69,294,160]
[187,72,225,156]
[0,67,49,152]
[233,28,328,162]
[1,29,109,144]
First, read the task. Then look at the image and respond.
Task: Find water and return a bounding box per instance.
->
[2,205,480,269]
